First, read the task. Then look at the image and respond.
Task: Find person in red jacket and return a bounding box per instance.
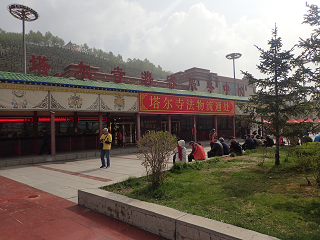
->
[209,128,217,149]
[117,130,123,148]
[188,141,206,162]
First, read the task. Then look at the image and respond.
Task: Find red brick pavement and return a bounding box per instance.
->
[0,176,167,240]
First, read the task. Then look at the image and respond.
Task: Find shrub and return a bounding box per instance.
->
[293,142,320,186]
[137,130,177,188]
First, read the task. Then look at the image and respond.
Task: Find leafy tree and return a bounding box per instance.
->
[241,26,314,165]
[137,131,177,188]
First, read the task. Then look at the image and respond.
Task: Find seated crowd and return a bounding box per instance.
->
[175,133,276,163]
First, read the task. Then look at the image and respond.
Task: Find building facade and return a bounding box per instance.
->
[0,65,252,158]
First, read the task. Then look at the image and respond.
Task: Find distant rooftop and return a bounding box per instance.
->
[63,41,79,52]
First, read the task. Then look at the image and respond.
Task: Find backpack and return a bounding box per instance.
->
[235,141,243,153]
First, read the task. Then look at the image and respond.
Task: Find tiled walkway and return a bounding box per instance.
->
[0,176,166,240]
[0,145,214,240]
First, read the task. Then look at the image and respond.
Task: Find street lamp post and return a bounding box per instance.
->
[7,4,39,74]
[226,53,242,96]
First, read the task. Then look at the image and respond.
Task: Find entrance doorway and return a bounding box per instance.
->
[161,120,180,138]
[111,122,136,145]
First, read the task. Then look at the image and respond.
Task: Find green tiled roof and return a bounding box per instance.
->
[0,70,248,101]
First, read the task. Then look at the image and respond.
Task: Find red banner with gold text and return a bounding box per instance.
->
[139,92,235,115]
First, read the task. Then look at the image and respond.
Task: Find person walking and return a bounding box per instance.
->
[39,128,50,155]
[100,128,112,168]
[117,130,123,148]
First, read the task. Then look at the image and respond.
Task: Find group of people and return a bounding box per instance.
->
[242,134,274,151]
[173,129,243,163]
[173,129,278,164]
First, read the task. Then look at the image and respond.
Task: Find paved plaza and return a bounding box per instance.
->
[0,145,212,240]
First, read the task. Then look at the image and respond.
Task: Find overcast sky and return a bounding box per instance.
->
[0,0,316,79]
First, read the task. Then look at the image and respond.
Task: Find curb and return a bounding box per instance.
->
[78,188,279,240]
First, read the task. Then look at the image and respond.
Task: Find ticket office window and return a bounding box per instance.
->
[77,122,99,135]
[38,122,74,136]
[0,122,33,138]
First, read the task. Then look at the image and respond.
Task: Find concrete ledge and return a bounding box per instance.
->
[19,158,33,165]
[76,153,84,159]
[78,189,279,240]
[86,152,96,158]
[55,155,67,161]
[66,154,77,160]
[6,160,19,167]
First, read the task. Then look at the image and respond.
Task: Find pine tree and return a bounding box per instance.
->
[298,3,320,111]
[241,25,313,165]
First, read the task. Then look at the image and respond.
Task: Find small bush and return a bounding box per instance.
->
[137,131,177,188]
[230,152,236,157]
[293,142,320,186]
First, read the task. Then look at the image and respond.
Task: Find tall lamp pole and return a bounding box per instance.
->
[8,4,39,74]
[226,53,242,96]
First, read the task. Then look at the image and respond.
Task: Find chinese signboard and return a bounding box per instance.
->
[139,92,235,115]
[75,61,91,79]
[29,55,51,75]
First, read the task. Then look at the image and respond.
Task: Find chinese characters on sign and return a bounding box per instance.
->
[139,92,234,115]
[29,55,51,75]
[238,85,244,96]
[111,66,125,83]
[141,71,153,86]
[207,81,215,93]
[223,83,230,95]
[166,75,177,89]
[75,61,91,79]
[188,78,197,91]
[142,119,157,129]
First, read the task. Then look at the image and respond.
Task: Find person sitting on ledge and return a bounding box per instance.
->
[219,137,230,155]
[207,137,223,158]
[228,136,242,155]
[242,134,255,151]
[188,141,206,162]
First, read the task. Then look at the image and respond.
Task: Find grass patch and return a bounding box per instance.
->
[101,148,320,240]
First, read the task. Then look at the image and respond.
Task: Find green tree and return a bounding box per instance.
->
[241,26,314,165]
[298,3,320,114]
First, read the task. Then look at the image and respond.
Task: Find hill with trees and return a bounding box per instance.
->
[0,29,171,79]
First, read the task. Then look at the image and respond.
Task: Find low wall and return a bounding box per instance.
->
[78,189,279,240]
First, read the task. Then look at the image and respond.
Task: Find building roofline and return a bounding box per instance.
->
[0,70,249,102]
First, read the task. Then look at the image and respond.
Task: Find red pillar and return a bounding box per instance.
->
[136,113,141,142]
[50,111,56,156]
[74,112,78,135]
[167,115,171,134]
[233,116,236,137]
[193,115,197,143]
[33,111,38,137]
[98,112,103,137]
[214,115,218,136]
